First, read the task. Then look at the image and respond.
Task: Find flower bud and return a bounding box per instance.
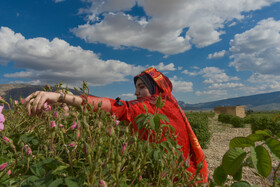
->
[0,162,8,170]
[50,121,56,128]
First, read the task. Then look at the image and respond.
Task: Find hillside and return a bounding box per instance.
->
[1,84,280,111]
[179,91,280,111]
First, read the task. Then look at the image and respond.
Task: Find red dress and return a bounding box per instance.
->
[83,67,208,183]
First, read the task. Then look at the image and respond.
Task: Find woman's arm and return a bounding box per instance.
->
[24,91,111,116]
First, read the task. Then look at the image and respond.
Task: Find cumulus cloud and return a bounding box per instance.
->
[54,0,65,3]
[207,50,227,59]
[195,90,227,96]
[0,27,143,86]
[72,0,279,55]
[120,93,135,98]
[182,67,239,83]
[182,69,199,76]
[154,62,176,71]
[170,76,193,92]
[229,18,280,75]
[209,82,244,89]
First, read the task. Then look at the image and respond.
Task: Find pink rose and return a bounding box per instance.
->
[68,143,76,147]
[2,136,9,143]
[122,143,127,155]
[53,111,58,118]
[25,145,32,155]
[43,102,51,112]
[0,106,5,131]
[50,121,56,128]
[0,162,8,170]
[21,99,26,104]
[70,122,78,130]
[99,180,107,187]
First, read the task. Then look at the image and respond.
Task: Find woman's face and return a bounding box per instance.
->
[134,78,152,99]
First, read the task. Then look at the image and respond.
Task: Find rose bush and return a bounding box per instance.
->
[0,84,204,186]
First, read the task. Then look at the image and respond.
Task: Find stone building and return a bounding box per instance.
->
[214,105,246,118]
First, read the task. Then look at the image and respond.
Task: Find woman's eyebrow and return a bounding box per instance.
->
[136,82,145,87]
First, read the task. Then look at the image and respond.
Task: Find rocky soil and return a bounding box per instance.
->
[203,115,279,186]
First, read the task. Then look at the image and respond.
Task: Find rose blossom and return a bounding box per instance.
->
[70,121,78,130]
[0,106,5,131]
[122,143,127,155]
[50,121,56,128]
[0,162,8,170]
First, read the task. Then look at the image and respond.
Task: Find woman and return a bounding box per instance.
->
[25,67,208,183]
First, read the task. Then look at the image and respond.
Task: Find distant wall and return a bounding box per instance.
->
[214,105,246,118]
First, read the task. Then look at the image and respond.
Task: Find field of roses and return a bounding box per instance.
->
[0,84,206,186]
[0,83,279,186]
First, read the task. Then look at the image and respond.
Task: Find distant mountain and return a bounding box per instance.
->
[179,91,280,111]
[1,84,280,111]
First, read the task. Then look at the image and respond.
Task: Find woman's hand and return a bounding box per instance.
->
[25,91,60,116]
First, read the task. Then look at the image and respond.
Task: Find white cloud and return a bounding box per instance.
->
[209,82,244,89]
[207,50,226,59]
[0,26,144,86]
[120,93,135,98]
[230,18,280,75]
[195,90,227,96]
[183,67,239,83]
[154,62,176,71]
[182,69,199,76]
[72,0,280,55]
[54,0,65,3]
[248,73,280,83]
[170,76,193,92]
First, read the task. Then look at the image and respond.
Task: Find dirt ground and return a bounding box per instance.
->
[202,115,278,186]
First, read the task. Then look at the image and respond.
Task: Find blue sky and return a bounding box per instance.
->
[0,0,280,104]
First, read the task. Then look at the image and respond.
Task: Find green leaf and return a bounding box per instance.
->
[222,147,247,175]
[213,166,227,185]
[158,114,169,123]
[229,137,254,149]
[32,139,39,145]
[143,104,148,113]
[160,141,170,152]
[153,150,159,160]
[255,130,272,137]
[231,181,251,187]
[21,176,40,186]
[49,178,63,187]
[242,156,254,168]
[251,145,272,178]
[30,162,45,177]
[247,134,265,142]
[149,116,155,130]
[52,165,69,175]
[265,137,280,161]
[233,166,242,181]
[154,115,161,131]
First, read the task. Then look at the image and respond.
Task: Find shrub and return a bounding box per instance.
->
[218,113,245,128]
[250,116,280,136]
[218,113,232,124]
[213,129,280,186]
[230,116,245,128]
[186,112,211,149]
[0,84,204,186]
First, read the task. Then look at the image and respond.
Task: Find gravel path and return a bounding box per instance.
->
[202,115,265,186]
